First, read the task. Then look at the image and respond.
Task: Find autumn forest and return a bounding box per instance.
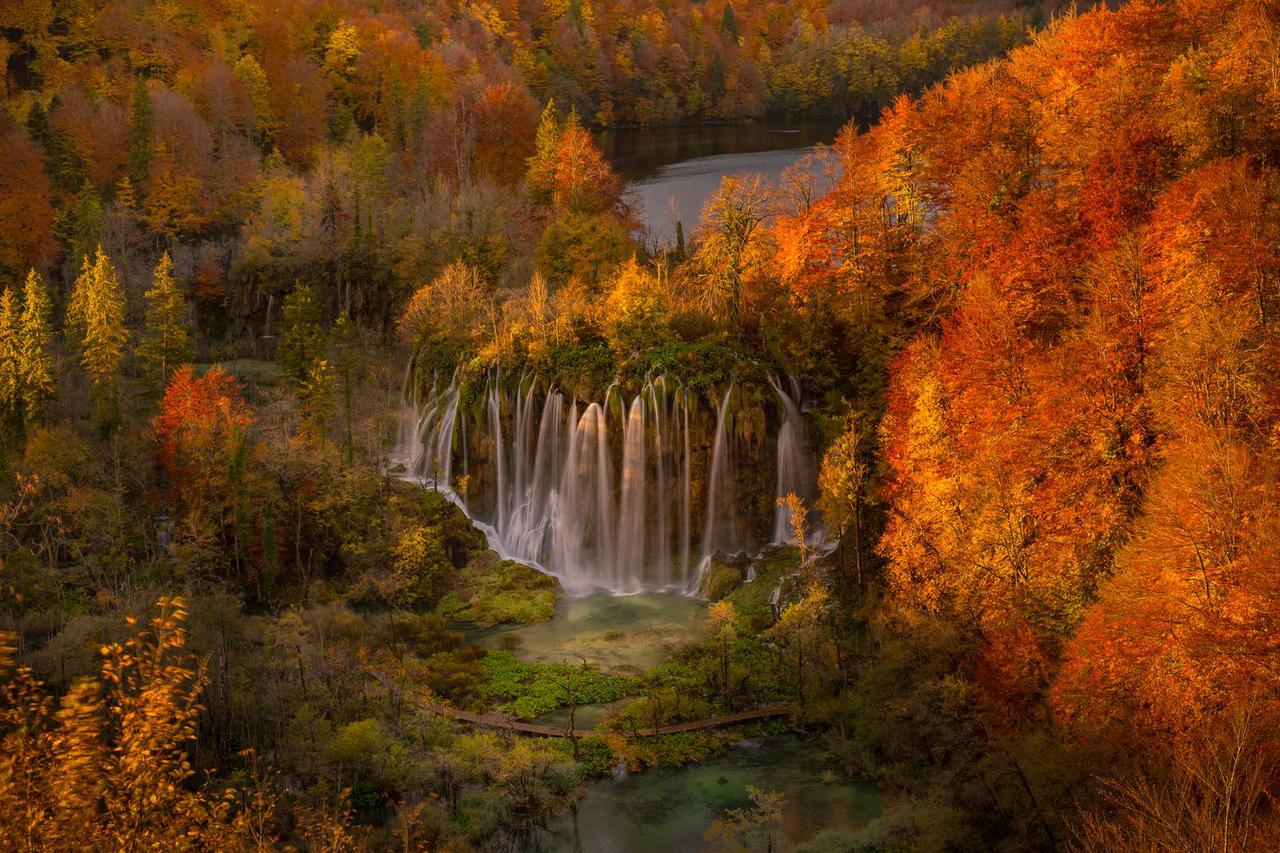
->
[2,0,1279,850]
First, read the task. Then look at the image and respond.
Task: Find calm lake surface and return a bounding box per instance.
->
[465,592,708,675]
[533,735,881,852]
[601,122,846,249]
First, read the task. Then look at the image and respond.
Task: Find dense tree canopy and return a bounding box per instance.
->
[3,0,1280,849]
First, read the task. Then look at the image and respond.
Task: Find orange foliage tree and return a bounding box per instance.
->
[153,365,254,502]
[868,0,1280,726]
[0,598,270,849]
[1052,155,1280,741]
[0,123,55,279]
[473,82,539,186]
[552,126,624,216]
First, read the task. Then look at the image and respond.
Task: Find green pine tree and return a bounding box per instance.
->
[566,0,586,32]
[721,4,739,42]
[331,312,359,462]
[36,93,85,193]
[138,252,193,387]
[128,77,154,192]
[57,183,103,266]
[278,281,325,385]
[527,99,564,203]
[25,101,53,157]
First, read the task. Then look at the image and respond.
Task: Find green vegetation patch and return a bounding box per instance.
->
[536,340,617,394]
[701,560,746,601]
[437,556,562,626]
[626,341,756,389]
[343,483,488,610]
[633,731,721,766]
[549,734,620,776]
[725,549,797,625]
[481,650,638,719]
[193,359,282,386]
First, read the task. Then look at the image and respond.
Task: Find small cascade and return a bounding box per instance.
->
[770,375,819,544]
[695,382,739,587]
[396,370,818,595]
[769,573,788,616]
[263,293,275,337]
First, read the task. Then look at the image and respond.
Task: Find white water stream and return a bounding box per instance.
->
[396,370,816,595]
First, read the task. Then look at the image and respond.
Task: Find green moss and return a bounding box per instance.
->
[701,561,745,600]
[534,340,617,394]
[725,550,797,624]
[481,650,637,719]
[439,556,562,626]
[624,341,761,389]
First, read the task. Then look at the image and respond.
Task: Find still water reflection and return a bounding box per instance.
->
[601,122,846,249]
[531,735,880,852]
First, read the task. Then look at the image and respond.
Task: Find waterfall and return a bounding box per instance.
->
[551,402,618,592]
[770,375,819,544]
[396,370,817,596]
[616,397,647,590]
[681,389,692,577]
[696,382,738,586]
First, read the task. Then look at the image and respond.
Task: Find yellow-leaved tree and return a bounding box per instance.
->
[0,598,262,849]
[66,246,128,429]
[18,269,56,425]
[0,287,18,423]
[0,271,57,432]
[705,600,738,702]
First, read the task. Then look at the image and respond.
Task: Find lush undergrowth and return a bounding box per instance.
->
[437,557,561,627]
[480,650,637,720]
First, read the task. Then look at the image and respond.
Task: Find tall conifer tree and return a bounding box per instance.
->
[0,288,20,422]
[139,252,192,386]
[17,269,55,425]
[67,246,128,428]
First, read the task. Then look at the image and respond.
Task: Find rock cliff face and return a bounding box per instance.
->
[396,368,819,594]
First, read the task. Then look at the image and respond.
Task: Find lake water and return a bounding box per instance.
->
[601,122,846,249]
[470,593,881,851]
[533,735,881,852]
[464,592,708,675]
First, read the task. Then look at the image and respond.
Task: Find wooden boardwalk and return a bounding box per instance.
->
[367,668,790,738]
